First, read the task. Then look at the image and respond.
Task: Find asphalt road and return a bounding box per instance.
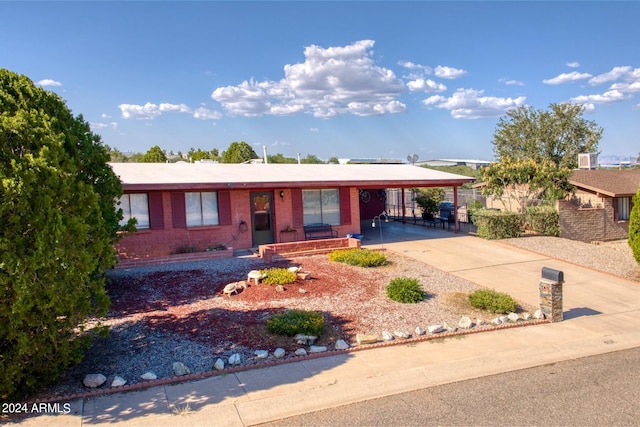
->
[256,347,640,426]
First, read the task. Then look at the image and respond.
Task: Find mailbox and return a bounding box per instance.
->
[542,267,563,283]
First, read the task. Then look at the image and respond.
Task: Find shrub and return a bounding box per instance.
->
[267,310,325,336]
[468,289,517,314]
[386,277,426,303]
[261,268,298,285]
[473,209,524,239]
[630,186,640,265]
[525,205,560,236]
[328,248,387,267]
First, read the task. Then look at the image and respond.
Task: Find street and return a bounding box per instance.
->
[258,347,640,426]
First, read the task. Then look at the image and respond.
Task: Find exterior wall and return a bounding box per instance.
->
[116,186,362,260]
[558,196,629,242]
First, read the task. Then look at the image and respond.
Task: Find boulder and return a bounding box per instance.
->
[491,317,502,325]
[309,345,327,353]
[394,330,411,339]
[428,325,445,334]
[83,373,106,388]
[415,327,426,336]
[228,353,242,365]
[334,339,350,350]
[172,362,190,376]
[111,376,126,387]
[522,312,532,321]
[295,348,308,356]
[356,333,378,345]
[458,316,473,329]
[273,348,286,358]
[141,372,157,381]
[255,350,269,359]
[534,309,545,320]
[297,272,312,280]
[382,331,394,341]
[214,358,225,371]
[507,312,520,322]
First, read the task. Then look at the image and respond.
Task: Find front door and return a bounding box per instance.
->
[251,192,274,246]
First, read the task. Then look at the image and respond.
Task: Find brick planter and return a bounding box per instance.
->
[259,238,361,262]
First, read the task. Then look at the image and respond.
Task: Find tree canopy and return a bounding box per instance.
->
[0,69,122,399]
[492,103,602,169]
[221,141,258,163]
[141,145,168,163]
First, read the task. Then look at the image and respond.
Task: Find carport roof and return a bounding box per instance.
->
[109,162,475,191]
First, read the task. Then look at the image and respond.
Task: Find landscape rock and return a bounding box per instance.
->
[507,312,520,322]
[522,312,532,321]
[295,348,308,356]
[415,326,426,336]
[172,361,190,376]
[382,331,394,341]
[273,348,286,358]
[477,318,485,325]
[356,333,378,345]
[214,358,225,371]
[299,288,308,293]
[275,285,285,292]
[394,330,411,339]
[499,316,509,324]
[334,339,350,350]
[111,376,126,387]
[534,309,545,320]
[458,316,473,329]
[228,353,242,365]
[297,272,312,280]
[443,322,457,332]
[428,325,445,334]
[287,266,302,273]
[491,317,502,325]
[309,345,327,353]
[141,372,157,381]
[294,334,317,345]
[83,373,106,388]
[255,350,269,359]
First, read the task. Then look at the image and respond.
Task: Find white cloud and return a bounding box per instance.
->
[90,121,118,130]
[610,81,640,94]
[37,79,61,87]
[101,113,112,119]
[309,127,319,132]
[543,71,592,85]
[211,40,406,117]
[398,60,432,74]
[193,107,223,120]
[119,102,221,120]
[498,78,524,86]
[570,89,626,105]
[434,65,467,79]
[422,88,526,119]
[406,78,447,93]
[589,66,633,86]
[566,62,581,68]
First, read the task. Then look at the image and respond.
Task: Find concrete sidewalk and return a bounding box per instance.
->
[15,226,640,426]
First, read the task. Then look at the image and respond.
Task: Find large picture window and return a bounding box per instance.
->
[186,192,219,226]
[302,189,340,225]
[119,193,150,229]
[617,197,630,221]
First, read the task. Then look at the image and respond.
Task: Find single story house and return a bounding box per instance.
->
[109,162,475,260]
[558,169,640,242]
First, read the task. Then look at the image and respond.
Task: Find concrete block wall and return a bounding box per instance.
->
[558,198,628,242]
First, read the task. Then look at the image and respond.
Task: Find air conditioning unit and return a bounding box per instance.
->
[578,153,598,170]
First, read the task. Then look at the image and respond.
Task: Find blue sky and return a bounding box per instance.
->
[3,1,639,162]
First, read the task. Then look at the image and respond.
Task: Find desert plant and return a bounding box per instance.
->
[261,268,298,285]
[386,277,426,303]
[328,248,387,267]
[267,310,325,336]
[468,289,517,314]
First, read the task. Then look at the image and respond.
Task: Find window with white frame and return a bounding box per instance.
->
[617,197,630,221]
[118,193,150,228]
[302,189,340,225]
[186,192,219,226]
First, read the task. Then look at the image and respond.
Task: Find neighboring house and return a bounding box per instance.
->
[110,162,474,260]
[558,169,640,242]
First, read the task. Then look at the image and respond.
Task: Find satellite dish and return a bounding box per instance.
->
[407,154,419,164]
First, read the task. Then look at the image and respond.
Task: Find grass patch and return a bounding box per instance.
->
[260,268,298,285]
[267,310,325,337]
[328,248,387,267]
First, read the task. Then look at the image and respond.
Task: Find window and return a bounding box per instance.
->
[302,189,340,225]
[119,193,150,229]
[617,197,630,221]
[186,192,219,226]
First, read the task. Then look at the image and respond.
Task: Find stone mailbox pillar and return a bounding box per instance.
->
[539,267,564,322]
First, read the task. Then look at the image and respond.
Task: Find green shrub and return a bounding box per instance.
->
[328,248,387,267]
[525,205,560,236]
[473,209,524,239]
[468,289,517,314]
[630,186,640,264]
[267,310,325,336]
[261,268,298,285]
[386,277,426,303]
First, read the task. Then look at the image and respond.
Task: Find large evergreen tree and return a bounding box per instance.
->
[0,69,122,399]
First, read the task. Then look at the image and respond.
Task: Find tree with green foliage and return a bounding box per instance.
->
[629,186,640,265]
[300,154,325,164]
[221,141,258,163]
[493,103,602,169]
[0,69,123,399]
[141,145,167,163]
[414,187,445,219]
[187,147,219,162]
[480,156,573,212]
[267,153,297,164]
[107,145,129,162]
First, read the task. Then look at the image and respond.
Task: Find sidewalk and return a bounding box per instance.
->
[15,226,640,426]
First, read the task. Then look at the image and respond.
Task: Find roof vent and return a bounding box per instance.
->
[578,153,598,170]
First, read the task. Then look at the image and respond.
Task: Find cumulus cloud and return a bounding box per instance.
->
[566,62,581,68]
[589,66,635,86]
[211,40,406,117]
[434,65,467,79]
[543,71,593,85]
[406,78,447,93]
[119,102,221,120]
[398,60,432,74]
[570,89,626,105]
[37,79,62,87]
[498,78,524,86]
[422,88,526,119]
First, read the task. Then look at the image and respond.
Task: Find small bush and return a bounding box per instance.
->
[328,248,387,267]
[386,277,426,303]
[468,289,517,314]
[261,268,298,285]
[473,210,524,240]
[525,205,560,236]
[267,310,325,337]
